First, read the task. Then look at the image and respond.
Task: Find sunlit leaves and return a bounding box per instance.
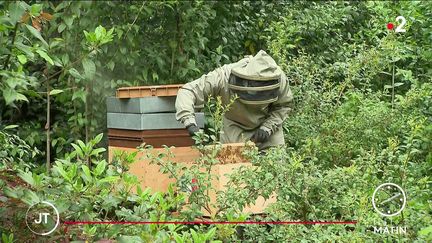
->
[3,88,28,105]
[94,160,107,176]
[69,133,105,163]
[3,125,19,130]
[30,4,43,17]
[84,25,115,48]
[36,50,53,65]
[17,54,27,64]
[49,89,64,95]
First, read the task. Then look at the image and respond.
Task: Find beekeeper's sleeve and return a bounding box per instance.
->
[260,73,294,134]
[175,66,231,127]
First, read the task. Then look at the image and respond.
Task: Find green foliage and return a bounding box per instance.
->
[0,126,39,170]
[201,95,237,144]
[0,1,431,241]
[1,1,277,163]
[1,232,14,243]
[1,134,206,242]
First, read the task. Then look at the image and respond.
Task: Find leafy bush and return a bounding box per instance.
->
[0,134,226,242]
[0,1,431,242]
[0,126,39,170]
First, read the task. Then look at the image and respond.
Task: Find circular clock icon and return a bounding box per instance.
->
[372,183,406,217]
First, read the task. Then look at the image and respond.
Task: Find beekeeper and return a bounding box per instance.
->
[175,50,293,150]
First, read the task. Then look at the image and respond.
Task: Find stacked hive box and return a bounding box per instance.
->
[108,84,275,215]
[107,84,205,148]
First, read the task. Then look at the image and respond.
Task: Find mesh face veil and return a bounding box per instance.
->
[228,50,282,105]
[228,74,280,105]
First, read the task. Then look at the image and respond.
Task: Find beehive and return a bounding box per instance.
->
[108,129,193,148]
[116,84,183,98]
[108,144,276,215]
[107,84,203,148]
[107,85,275,215]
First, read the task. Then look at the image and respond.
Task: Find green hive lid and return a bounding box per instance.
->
[106,96,176,114]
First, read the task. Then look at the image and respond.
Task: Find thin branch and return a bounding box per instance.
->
[42,53,87,84]
[46,68,51,171]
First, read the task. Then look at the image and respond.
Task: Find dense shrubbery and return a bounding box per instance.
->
[1,1,431,242]
[0,1,278,162]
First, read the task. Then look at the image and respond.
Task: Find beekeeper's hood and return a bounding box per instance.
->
[229,50,282,105]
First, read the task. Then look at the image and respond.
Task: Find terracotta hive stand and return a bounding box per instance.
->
[108,143,276,216]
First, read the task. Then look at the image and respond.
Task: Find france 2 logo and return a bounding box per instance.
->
[387,16,407,33]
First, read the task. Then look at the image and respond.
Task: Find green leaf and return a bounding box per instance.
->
[205,227,217,240]
[22,189,40,205]
[84,30,96,43]
[9,2,25,25]
[190,229,200,242]
[54,1,69,11]
[4,125,19,130]
[93,133,103,144]
[72,89,86,103]
[71,143,84,158]
[152,72,159,81]
[68,164,78,179]
[3,186,21,198]
[68,68,83,79]
[25,24,48,47]
[36,50,54,65]
[9,3,26,25]
[3,88,17,105]
[49,89,64,95]
[64,16,74,28]
[55,164,70,182]
[15,43,34,59]
[91,148,106,156]
[24,90,42,99]
[99,176,120,183]
[77,140,86,150]
[18,170,35,187]
[173,233,184,243]
[94,25,106,40]
[419,225,432,236]
[17,55,27,64]
[107,61,115,71]
[58,23,66,33]
[81,165,92,182]
[82,58,96,79]
[100,27,115,45]
[30,4,43,16]
[94,160,107,176]
[16,93,29,103]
